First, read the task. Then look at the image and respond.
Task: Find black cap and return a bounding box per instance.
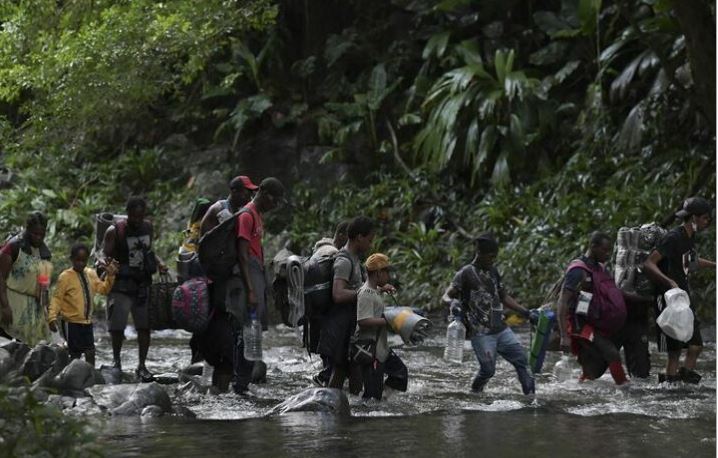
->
[675,197,712,218]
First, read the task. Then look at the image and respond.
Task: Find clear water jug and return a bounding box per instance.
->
[243,311,263,361]
[444,317,466,363]
[553,354,577,381]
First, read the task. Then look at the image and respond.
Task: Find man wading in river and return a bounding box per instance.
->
[230,177,286,394]
[101,197,167,382]
[319,216,383,390]
[443,234,535,395]
[557,232,630,385]
[200,175,258,235]
[644,197,715,384]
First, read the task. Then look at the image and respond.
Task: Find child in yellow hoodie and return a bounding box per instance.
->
[49,243,118,366]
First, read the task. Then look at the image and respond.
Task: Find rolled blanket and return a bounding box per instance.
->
[286,255,305,330]
[383,306,432,344]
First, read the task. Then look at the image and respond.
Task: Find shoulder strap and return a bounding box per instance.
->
[115,219,127,243]
[566,259,591,274]
[237,207,255,232]
[336,250,357,283]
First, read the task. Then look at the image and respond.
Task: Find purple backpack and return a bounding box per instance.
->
[171,277,210,333]
[567,259,627,334]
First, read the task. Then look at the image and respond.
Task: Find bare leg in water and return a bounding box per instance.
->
[137,329,150,370]
[111,330,124,367]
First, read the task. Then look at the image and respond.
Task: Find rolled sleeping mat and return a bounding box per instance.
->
[383,306,432,345]
[93,213,126,258]
[286,255,305,329]
[528,309,556,374]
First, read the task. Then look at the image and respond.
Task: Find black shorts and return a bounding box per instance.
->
[317,306,356,366]
[63,322,95,354]
[655,295,703,352]
[193,310,235,370]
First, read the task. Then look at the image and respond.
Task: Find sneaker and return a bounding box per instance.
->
[233,383,249,395]
[679,367,702,384]
[470,377,487,393]
[135,366,155,383]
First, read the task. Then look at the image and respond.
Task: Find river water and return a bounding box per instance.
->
[95,323,716,457]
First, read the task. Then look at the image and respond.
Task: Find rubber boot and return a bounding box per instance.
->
[608,361,628,385]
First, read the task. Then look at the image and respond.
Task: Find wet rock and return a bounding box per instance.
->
[172,406,197,418]
[89,383,173,416]
[93,369,106,385]
[177,373,212,395]
[141,405,165,418]
[99,365,123,385]
[21,344,57,381]
[154,373,180,385]
[47,394,76,410]
[267,388,350,416]
[31,387,50,403]
[0,348,13,380]
[1,340,31,368]
[180,363,204,376]
[53,359,95,392]
[68,397,104,416]
[251,361,267,384]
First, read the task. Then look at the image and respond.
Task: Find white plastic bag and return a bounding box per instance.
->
[656,288,694,342]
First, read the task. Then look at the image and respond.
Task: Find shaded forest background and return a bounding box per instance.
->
[0,0,715,318]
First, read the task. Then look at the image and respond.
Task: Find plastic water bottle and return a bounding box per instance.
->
[553,354,577,381]
[444,316,466,363]
[202,361,214,385]
[243,311,263,361]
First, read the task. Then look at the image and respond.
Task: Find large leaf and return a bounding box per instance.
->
[367,64,388,110]
[578,0,602,37]
[609,49,651,102]
[455,39,483,66]
[422,31,451,60]
[490,151,510,186]
[477,125,497,167]
[533,11,571,36]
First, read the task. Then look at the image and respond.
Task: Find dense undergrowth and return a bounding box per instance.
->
[0,0,714,319]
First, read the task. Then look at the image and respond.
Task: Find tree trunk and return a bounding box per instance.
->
[671,0,716,132]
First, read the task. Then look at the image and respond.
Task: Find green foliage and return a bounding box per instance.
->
[0,386,101,457]
[0,0,277,153]
[415,46,551,186]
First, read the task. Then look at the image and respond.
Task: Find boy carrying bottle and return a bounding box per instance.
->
[48,243,118,366]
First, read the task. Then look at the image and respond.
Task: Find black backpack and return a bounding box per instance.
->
[198,207,253,281]
[303,251,356,318]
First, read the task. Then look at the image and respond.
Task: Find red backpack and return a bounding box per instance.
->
[171,277,210,333]
[566,259,627,334]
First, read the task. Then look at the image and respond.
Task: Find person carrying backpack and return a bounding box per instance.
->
[100,197,167,382]
[0,212,53,346]
[557,232,630,385]
[230,177,286,394]
[199,175,258,236]
[318,216,383,390]
[443,233,535,395]
[307,220,349,387]
[643,197,715,384]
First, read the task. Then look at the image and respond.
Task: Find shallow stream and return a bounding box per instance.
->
[95,323,716,457]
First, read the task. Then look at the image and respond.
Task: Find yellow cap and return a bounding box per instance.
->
[365,253,391,272]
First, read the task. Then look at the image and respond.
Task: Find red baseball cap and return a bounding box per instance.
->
[230,175,258,191]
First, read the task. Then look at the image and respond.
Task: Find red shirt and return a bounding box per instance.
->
[236,201,264,263]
